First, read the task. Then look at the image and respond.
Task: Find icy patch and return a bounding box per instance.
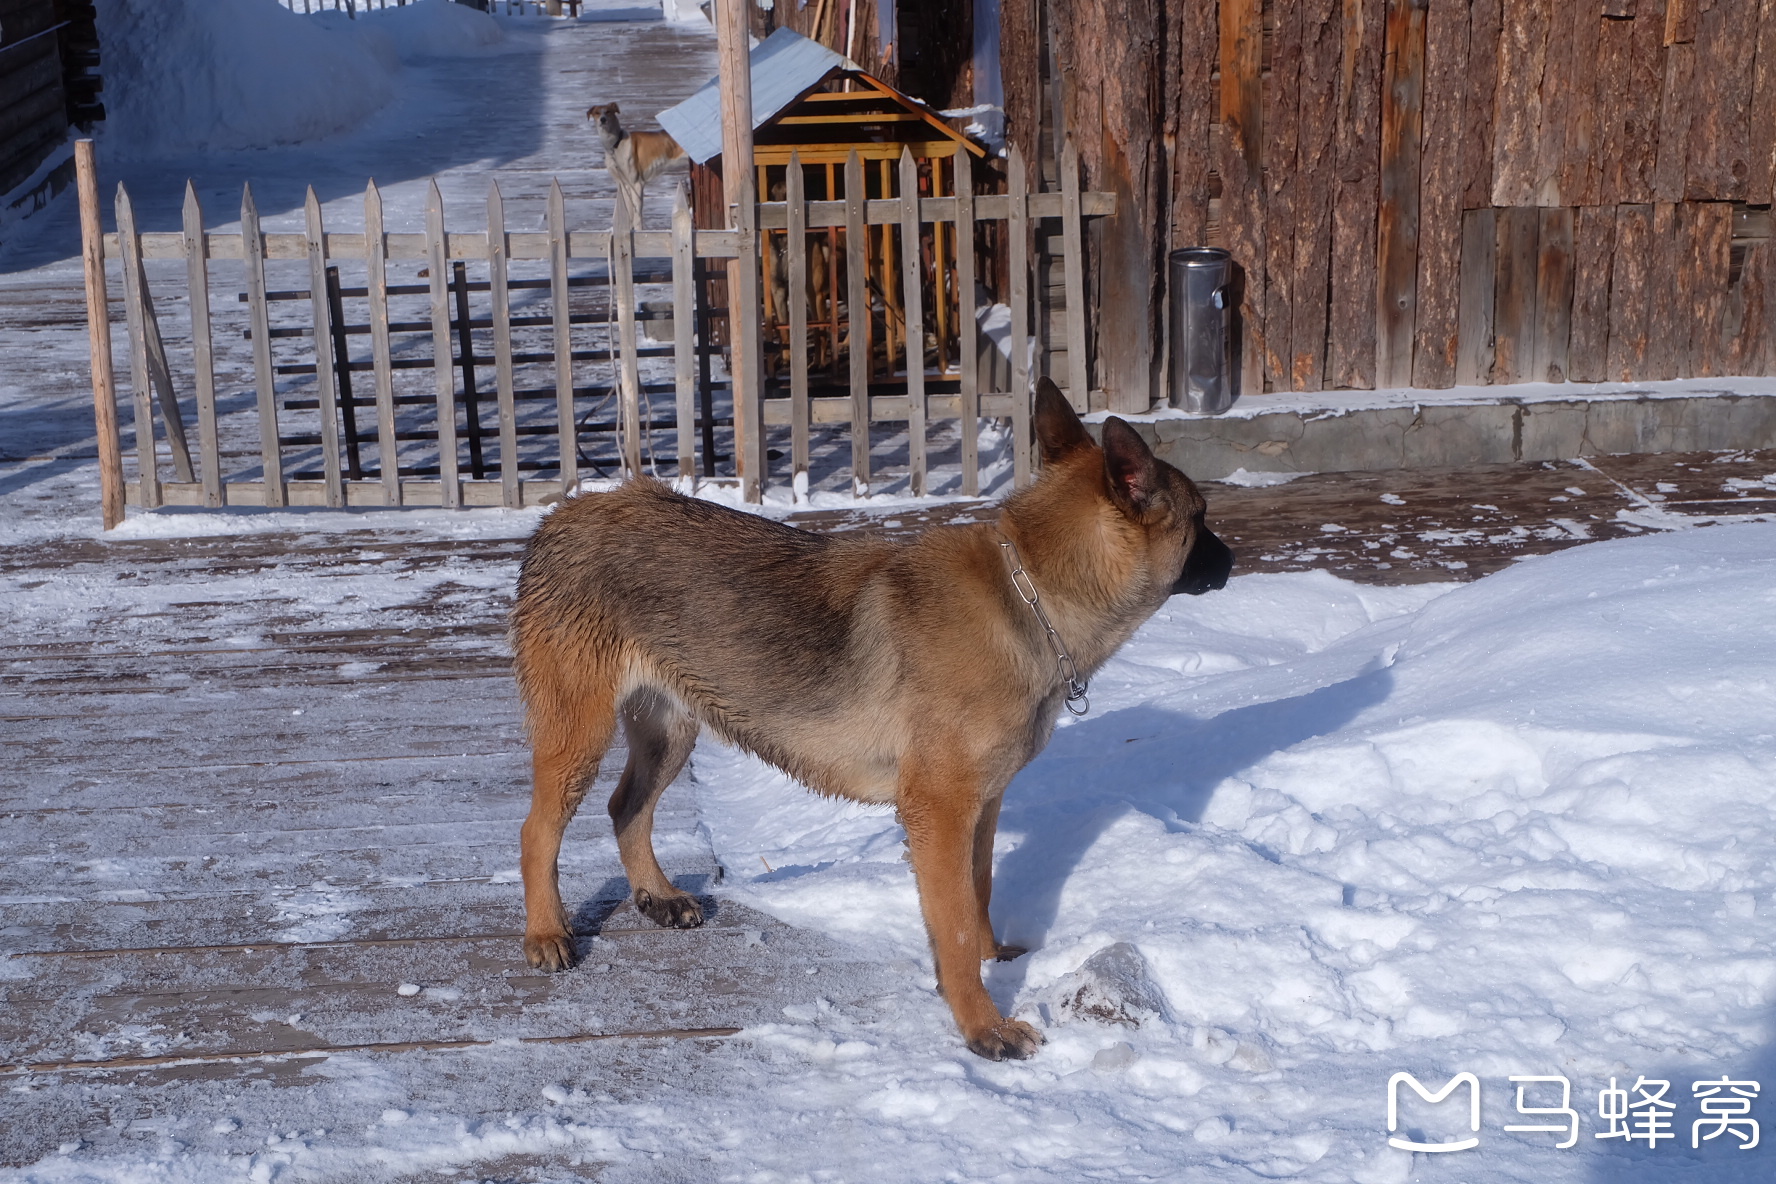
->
[1218,467,1316,487]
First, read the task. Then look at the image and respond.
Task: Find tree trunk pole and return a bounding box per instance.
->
[717,0,764,501]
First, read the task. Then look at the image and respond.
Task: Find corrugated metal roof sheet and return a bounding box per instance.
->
[655,28,850,166]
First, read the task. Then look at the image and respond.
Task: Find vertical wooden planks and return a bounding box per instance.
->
[1455,207,1497,385]
[1553,0,1602,208]
[487,182,520,508]
[1290,0,1342,392]
[1460,0,1503,212]
[1685,0,1758,201]
[1166,0,1217,251]
[1686,201,1734,375]
[1220,0,1266,398]
[1491,0,1554,206]
[786,154,810,491]
[612,193,643,477]
[1008,144,1032,487]
[1646,201,1688,379]
[426,180,460,508]
[364,182,400,504]
[241,184,284,507]
[1376,0,1426,389]
[1596,0,1662,205]
[182,182,222,506]
[671,184,697,487]
[1651,40,1696,202]
[138,272,195,484]
[1329,0,1382,389]
[1531,206,1574,383]
[548,180,577,493]
[1568,205,1616,383]
[1607,203,1655,379]
[898,147,927,495]
[1263,0,1302,395]
[114,184,159,509]
[1060,141,1091,409]
[304,187,345,508]
[1750,0,1776,204]
[75,141,124,529]
[1721,240,1769,376]
[1490,206,1540,384]
[844,151,870,492]
[955,158,979,495]
[1411,0,1468,388]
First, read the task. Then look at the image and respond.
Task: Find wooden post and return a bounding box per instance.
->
[844,150,870,492]
[426,180,461,508]
[671,184,697,488]
[305,187,345,508]
[1455,207,1496,385]
[1059,141,1090,411]
[1532,205,1575,383]
[548,179,577,493]
[955,153,978,496]
[1376,0,1427,390]
[241,185,284,506]
[75,141,124,529]
[488,182,521,508]
[612,195,643,477]
[787,153,810,495]
[717,0,764,502]
[365,181,401,504]
[181,182,223,506]
[115,183,160,510]
[898,147,927,496]
[134,246,196,485]
[1008,143,1032,488]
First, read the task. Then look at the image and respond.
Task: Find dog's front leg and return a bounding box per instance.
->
[901,763,1044,1061]
[971,793,1026,963]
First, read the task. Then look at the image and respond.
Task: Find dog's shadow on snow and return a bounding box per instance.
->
[984,664,1395,1002]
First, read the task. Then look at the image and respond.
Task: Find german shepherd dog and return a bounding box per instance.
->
[587,102,685,224]
[512,380,1234,1059]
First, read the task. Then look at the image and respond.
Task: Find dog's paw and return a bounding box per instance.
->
[989,942,1028,963]
[635,888,704,929]
[524,931,579,973]
[965,1018,1045,1061]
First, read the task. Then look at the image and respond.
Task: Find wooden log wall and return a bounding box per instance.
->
[0,0,68,195]
[1001,0,1776,397]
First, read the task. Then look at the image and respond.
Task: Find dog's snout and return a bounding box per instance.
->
[1173,529,1234,596]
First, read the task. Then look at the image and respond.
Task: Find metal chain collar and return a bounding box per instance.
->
[997,536,1090,717]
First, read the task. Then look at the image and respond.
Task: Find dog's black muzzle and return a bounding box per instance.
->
[1173,528,1234,596]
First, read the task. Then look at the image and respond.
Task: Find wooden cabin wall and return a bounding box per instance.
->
[996,0,1776,398]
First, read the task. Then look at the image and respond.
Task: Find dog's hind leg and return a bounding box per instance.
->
[971,792,1025,962]
[901,754,1045,1061]
[610,688,703,929]
[519,662,619,973]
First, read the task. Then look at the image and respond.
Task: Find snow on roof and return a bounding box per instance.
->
[656,27,852,166]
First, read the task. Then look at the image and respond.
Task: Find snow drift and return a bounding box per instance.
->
[94,0,503,160]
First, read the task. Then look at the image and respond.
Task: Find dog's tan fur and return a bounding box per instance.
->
[588,103,685,224]
[511,380,1233,1059]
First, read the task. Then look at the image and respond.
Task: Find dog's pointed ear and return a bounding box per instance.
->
[1101,416,1161,515]
[1033,377,1091,463]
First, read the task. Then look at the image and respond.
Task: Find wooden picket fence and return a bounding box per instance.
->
[79,141,1113,523]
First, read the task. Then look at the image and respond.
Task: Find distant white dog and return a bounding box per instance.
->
[587,103,685,225]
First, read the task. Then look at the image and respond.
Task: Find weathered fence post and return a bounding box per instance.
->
[716,0,764,502]
[74,140,124,529]
[364,181,401,505]
[844,150,869,494]
[1008,143,1032,488]
[115,183,161,510]
[425,180,461,508]
[304,187,345,508]
[787,152,810,496]
[898,146,927,496]
[612,192,643,476]
[241,183,285,507]
[671,183,697,488]
[487,181,521,508]
[548,179,577,494]
[182,181,223,507]
[1060,140,1089,412]
[955,151,979,497]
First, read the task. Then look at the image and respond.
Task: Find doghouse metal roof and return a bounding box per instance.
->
[656,28,854,166]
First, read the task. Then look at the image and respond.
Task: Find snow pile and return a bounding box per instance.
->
[693,521,1776,1179]
[94,0,502,160]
